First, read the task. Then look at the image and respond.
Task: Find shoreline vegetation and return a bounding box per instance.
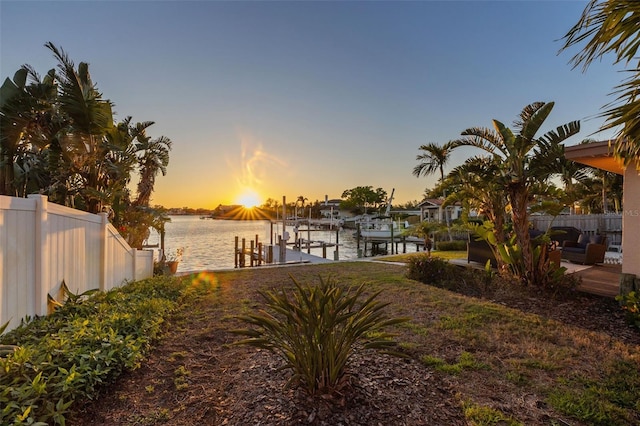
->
[4,257,637,425]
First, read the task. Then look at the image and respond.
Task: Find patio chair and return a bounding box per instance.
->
[561,233,607,265]
[549,226,581,249]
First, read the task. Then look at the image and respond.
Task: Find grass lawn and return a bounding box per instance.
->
[70,261,640,425]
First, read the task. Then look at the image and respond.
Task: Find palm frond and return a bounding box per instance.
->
[518,102,554,141]
[538,121,581,146]
[513,101,546,129]
[492,119,517,153]
[412,141,452,180]
[46,42,113,135]
[562,0,640,70]
[455,127,504,156]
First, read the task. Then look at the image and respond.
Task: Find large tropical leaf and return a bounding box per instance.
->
[455,127,504,156]
[538,121,581,145]
[492,119,515,149]
[602,72,640,162]
[0,69,38,195]
[46,42,113,136]
[0,69,28,109]
[517,102,553,141]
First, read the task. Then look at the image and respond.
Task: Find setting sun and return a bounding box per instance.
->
[235,189,261,209]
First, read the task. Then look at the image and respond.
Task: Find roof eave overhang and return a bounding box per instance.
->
[564,140,625,175]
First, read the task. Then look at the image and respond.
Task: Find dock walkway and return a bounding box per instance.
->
[269,248,334,265]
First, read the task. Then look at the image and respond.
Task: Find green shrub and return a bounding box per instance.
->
[406,255,499,297]
[435,240,467,251]
[616,291,640,329]
[0,276,187,426]
[233,275,408,395]
[406,255,459,285]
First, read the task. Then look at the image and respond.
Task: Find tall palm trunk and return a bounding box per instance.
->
[509,184,534,285]
[487,210,507,270]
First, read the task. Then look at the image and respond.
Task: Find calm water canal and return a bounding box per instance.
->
[145,216,361,273]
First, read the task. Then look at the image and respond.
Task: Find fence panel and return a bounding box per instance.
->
[0,195,153,331]
[135,249,154,279]
[0,197,37,330]
[530,214,622,244]
[48,204,103,296]
[105,224,135,289]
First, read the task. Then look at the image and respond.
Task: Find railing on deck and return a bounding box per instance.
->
[0,194,153,331]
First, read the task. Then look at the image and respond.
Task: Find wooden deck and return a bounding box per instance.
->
[453,258,622,298]
[572,263,622,298]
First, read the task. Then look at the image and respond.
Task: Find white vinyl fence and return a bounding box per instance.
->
[0,194,153,331]
[530,213,623,245]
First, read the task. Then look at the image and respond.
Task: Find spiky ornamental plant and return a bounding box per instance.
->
[233,275,408,396]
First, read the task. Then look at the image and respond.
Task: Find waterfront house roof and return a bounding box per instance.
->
[564,140,624,175]
[417,199,444,208]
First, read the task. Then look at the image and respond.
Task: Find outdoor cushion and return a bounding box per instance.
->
[577,233,589,248]
[549,226,581,247]
[590,234,603,245]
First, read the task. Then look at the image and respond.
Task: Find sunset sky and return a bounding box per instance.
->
[1,1,622,209]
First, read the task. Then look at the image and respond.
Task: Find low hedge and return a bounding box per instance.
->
[405,254,494,297]
[435,240,467,251]
[0,276,189,426]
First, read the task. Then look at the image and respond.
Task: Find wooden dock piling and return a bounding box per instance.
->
[234,232,275,268]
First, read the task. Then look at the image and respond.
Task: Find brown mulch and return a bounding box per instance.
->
[68,263,639,426]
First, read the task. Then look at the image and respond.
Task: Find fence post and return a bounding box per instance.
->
[100,212,108,291]
[30,194,49,316]
[131,248,137,281]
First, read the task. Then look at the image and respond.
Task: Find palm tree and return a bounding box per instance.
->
[412,141,454,182]
[452,102,580,286]
[46,42,115,213]
[296,195,308,218]
[414,141,455,230]
[96,117,172,249]
[446,157,508,248]
[133,123,172,207]
[573,167,623,214]
[561,0,640,162]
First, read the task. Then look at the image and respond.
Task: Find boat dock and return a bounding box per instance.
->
[234,234,336,268]
[357,235,427,256]
[273,248,334,265]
